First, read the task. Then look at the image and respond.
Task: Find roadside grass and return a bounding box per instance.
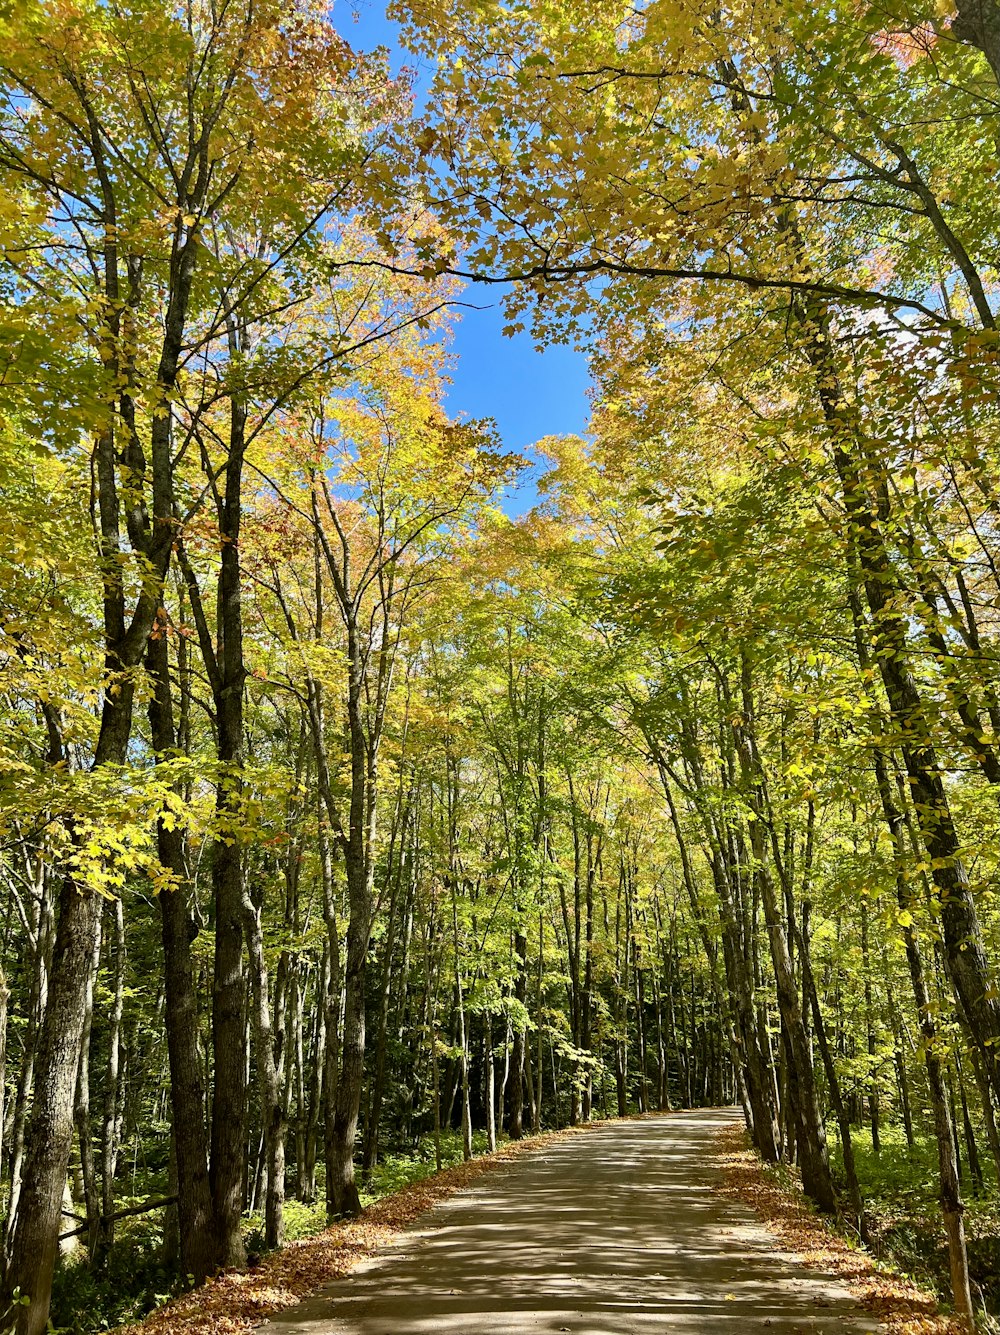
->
[829,1125,1000,1319]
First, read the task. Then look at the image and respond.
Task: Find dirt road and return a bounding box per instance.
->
[256,1108,878,1334]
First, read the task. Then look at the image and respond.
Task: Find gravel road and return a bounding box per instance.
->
[256,1108,879,1335]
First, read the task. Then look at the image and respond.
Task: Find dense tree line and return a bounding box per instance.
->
[4,0,1000,1333]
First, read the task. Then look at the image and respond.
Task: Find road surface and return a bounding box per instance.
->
[256,1108,878,1335]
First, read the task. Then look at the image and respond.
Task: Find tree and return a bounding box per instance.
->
[0,0,409,1321]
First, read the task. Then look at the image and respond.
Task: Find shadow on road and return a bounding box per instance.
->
[258,1108,879,1335]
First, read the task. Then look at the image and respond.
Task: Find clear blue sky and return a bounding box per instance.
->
[343,0,593,509]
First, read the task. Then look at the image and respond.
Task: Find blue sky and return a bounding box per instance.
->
[343,0,593,510]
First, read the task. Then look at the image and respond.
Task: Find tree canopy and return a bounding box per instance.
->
[3,2,1000,1333]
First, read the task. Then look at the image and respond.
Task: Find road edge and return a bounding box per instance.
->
[113,1121,606,1335]
[714,1120,963,1335]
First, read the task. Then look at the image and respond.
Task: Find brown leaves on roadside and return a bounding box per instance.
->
[714,1123,961,1335]
[116,1129,583,1335]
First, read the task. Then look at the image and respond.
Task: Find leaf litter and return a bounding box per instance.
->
[119,1115,961,1335]
[116,1126,590,1335]
[715,1120,963,1335]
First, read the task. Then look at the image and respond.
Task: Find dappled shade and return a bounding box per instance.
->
[260,1114,877,1335]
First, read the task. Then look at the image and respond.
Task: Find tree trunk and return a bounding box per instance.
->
[7,878,105,1335]
[320,830,343,1221]
[859,900,880,1156]
[484,1011,497,1152]
[74,917,102,1258]
[7,667,147,1335]
[0,965,8,1233]
[3,863,52,1267]
[730,667,836,1214]
[242,894,286,1249]
[327,857,368,1218]
[796,913,868,1241]
[362,858,404,1178]
[202,391,250,1270]
[846,587,976,1327]
[802,304,1000,1107]
[451,886,473,1162]
[508,929,527,1138]
[98,895,125,1255]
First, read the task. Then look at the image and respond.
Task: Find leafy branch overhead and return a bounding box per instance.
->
[3,3,1000,1335]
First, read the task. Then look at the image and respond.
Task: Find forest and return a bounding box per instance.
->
[2,0,1000,1331]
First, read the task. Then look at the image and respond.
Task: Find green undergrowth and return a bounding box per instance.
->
[49,1200,180,1335]
[830,1125,1000,1314]
[241,1128,493,1251]
[359,1128,493,1207]
[50,1130,495,1334]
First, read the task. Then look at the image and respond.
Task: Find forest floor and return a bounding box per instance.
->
[715,1121,962,1335]
[118,1108,962,1335]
